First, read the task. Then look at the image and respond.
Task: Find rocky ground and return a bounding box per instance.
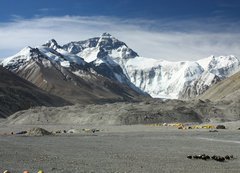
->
[4,100,201,125]
[3,98,240,126]
[0,98,239,173]
[0,124,239,173]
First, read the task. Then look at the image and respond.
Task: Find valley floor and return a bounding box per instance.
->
[0,124,240,173]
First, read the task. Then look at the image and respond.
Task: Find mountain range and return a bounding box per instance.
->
[1,43,147,104]
[1,33,240,103]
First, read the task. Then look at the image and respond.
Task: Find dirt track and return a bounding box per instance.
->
[0,125,239,173]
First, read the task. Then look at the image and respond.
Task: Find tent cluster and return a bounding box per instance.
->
[146,123,228,130]
[185,124,215,129]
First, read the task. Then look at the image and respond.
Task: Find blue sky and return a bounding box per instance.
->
[1,0,240,21]
[0,0,240,60]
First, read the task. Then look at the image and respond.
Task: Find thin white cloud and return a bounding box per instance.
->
[0,16,239,61]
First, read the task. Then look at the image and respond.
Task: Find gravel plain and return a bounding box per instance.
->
[0,124,239,173]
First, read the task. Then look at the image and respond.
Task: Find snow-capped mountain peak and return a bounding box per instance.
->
[1,46,36,71]
[62,33,138,66]
[97,33,125,50]
[43,39,61,50]
[197,55,240,78]
[101,32,113,37]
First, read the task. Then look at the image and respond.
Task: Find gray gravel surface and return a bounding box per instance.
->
[0,125,239,173]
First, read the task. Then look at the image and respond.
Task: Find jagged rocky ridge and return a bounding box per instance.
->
[2,33,240,100]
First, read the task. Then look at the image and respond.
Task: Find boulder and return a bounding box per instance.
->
[27,127,52,136]
[216,125,226,129]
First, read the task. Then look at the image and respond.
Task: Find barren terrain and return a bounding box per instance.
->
[0,124,239,173]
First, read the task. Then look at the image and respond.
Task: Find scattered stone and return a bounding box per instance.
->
[216,156,225,162]
[201,154,210,160]
[198,99,205,103]
[193,155,199,159]
[67,129,81,134]
[55,130,61,134]
[225,155,230,160]
[16,131,27,135]
[92,129,100,133]
[211,155,217,160]
[216,125,226,129]
[82,128,100,133]
[188,154,235,162]
[206,155,210,160]
[193,155,202,159]
[27,127,52,136]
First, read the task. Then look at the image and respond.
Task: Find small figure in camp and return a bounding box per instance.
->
[23,171,29,173]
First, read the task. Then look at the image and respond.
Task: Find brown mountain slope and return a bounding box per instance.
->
[0,66,70,118]
[198,71,240,101]
[15,57,146,104]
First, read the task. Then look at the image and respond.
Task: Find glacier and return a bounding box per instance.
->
[61,33,240,99]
